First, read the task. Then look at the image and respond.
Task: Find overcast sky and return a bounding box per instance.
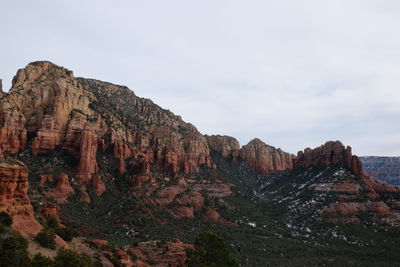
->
[1,1,399,156]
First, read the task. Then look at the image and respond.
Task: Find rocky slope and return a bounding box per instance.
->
[206,135,294,173]
[360,156,400,186]
[256,142,400,226]
[0,61,214,202]
[0,159,42,234]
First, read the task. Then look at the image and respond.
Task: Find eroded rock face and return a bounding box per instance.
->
[206,135,240,162]
[239,138,294,173]
[127,239,193,267]
[0,61,215,193]
[312,168,400,225]
[44,172,75,203]
[294,141,363,176]
[0,160,42,234]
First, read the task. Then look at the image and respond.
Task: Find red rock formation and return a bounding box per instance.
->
[294,141,363,175]
[91,174,106,196]
[240,138,294,173]
[206,135,240,162]
[174,191,204,209]
[128,239,193,267]
[0,61,216,193]
[80,191,91,203]
[171,206,195,218]
[0,160,42,235]
[77,129,99,182]
[323,201,397,224]
[44,172,74,203]
[0,110,27,153]
[204,207,235,226]
[312,165,400,225]
[38,174,53,187]
[42,204,60,222]
[91,239,109,247]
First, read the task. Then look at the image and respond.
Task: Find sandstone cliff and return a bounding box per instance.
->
[206,135,240,162]
[294,141,363,176]
[239,138,294,173]
[0,61,214,192]
[0,160,42,234]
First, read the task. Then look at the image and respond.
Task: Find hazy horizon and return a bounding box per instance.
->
[1,1,399,156]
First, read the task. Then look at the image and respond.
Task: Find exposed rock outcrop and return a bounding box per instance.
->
[44,172,74,203]
[0,160,42,234]
[127,239,193,267]
[310,167,400,225]
[0,61,215,191]
[239,138,294,173]
[294,141,363,175]
[206,135,240,162]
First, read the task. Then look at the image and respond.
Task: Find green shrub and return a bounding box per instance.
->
[186,232,239,267]
[35,231,56,249]
[46,216,59,229]
[32,253,55,267]
[0,212,12,226]
[45,216,79,242]
[54,249,93,267]
[57,226,79,242]
[0,230,31,267]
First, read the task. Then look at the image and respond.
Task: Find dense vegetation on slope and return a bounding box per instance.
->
[14,147,400,266]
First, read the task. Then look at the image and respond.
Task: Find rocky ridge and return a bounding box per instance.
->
[207,135,294,173]
[206,136,363,177]
[360,156,400,186]
[294,141,363,176]
[0,61,214,202]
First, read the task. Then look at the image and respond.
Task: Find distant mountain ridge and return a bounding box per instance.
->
[360,156,400,186]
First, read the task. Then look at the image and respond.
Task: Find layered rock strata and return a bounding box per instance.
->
[0,61,214,193]
[0,160,42,234]
[239,138,294,173]
[294,141,363,175]
[206,135,240,162]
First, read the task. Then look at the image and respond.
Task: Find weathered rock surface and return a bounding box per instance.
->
[0,61,215,194]
[360,156,400,186]
[239,138,294,173]
[127,239,193,267]
[38,174,53,187]
[0,160,42,234]
[44,172,74,203]
[311,168,400,225]
[206,135,240,162]
[294,141,363,175]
